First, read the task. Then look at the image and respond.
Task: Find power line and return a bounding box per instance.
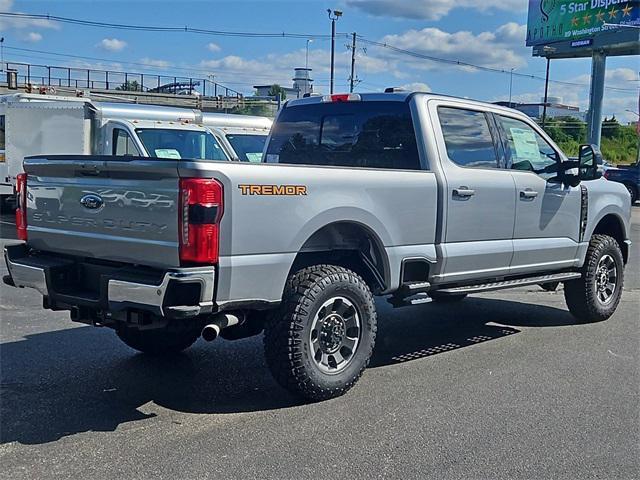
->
[2,10,637,94]
[0,11,344,39]
[357,37,639,94]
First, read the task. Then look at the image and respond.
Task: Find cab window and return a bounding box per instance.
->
[438,107,499,169]
[113,128,139,156]
[498,116,559,180]
[265,101,421,170]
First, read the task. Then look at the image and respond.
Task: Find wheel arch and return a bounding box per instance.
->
[288,220,390,294]
[591,213,629,264]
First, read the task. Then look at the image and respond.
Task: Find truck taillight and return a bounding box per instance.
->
[179,178,223,265]
[15,173,27,241]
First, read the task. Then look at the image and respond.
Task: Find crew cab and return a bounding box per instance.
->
[4,92,632,401]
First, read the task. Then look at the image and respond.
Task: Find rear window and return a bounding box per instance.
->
[265,101,421,170]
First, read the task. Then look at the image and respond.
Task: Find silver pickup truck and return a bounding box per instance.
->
[4,92,632,401]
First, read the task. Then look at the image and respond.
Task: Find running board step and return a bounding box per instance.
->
[387,292,432,308]
[400,281,431,295]
[434,272,581,295]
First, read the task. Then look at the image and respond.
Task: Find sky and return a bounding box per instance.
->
[0,0,638,122]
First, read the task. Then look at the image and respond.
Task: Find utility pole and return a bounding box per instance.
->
[327,9,342,94]
[349,32,357,93]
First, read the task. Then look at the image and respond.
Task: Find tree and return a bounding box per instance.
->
[266,84,287,100]
[601,116,621,139]
[116,80,142,92]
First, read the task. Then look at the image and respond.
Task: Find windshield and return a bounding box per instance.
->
[136,129,228,161]
[225,134,267,162]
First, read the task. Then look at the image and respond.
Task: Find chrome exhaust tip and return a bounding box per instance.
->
[201,313,242,342]
[202,323,221,342]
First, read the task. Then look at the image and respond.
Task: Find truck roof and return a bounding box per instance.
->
[123,119,209,131]
[285,91,525,118]
[0,94,272,128]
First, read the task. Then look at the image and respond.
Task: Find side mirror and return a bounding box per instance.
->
[578,144,603,181]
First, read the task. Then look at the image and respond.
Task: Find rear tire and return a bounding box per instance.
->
[116,321,200,355]
[264,265,377,401]
[564,234,624,323]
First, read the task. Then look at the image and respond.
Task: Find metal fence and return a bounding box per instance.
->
[1,61,243,98]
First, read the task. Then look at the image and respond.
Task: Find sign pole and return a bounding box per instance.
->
[541,57,551,128]
[587,50,607,146]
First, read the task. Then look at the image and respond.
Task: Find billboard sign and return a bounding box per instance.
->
[527,0,640,46]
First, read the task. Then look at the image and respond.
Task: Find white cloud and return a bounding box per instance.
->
[198,22,530,94]
[504,72,639,124]
[570,68,639,88]
[376,23,528,71]
[400,82,432,92]
[0,0,59,31]
[24,32,42,43]
[97,38,127,52]
[206,42,221,53]
[139,57,171,69]
[347,0,526,20]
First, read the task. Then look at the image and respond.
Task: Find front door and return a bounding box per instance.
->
[433,105,516,283]
[496,114,582,274]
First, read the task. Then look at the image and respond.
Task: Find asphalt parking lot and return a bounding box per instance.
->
[1,207,638,480]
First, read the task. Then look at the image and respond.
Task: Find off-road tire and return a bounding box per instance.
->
[116,322,200,355]
[430,293,467,303]
[564,234,624,323]
[264,265,377,401]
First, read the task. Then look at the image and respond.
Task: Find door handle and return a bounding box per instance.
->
[453,187,475,198]
[519,189,539,199]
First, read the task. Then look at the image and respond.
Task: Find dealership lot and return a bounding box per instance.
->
[1,208,638,480]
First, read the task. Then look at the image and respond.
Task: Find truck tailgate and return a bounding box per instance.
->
[24,155,181,268]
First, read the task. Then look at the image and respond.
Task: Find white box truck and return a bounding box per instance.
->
[0,93,272,207]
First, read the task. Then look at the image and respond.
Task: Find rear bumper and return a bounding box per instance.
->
[4,244,215,319]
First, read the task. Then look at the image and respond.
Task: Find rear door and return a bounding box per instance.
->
[495,114,581,274]
[431,103,515,283]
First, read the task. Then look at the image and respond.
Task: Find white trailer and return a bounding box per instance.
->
[0,93,272,205]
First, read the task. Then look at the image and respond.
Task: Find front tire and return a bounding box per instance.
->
[264,265,377,401]
[564,234,624,323]
[116,321,200,355]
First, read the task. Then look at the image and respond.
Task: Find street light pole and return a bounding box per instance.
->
[542,57,551,128]
[509,67,515,105]
[305,39,313,70]
[540,45,556,129]
[349,32,357,93]
[327,9,342,94]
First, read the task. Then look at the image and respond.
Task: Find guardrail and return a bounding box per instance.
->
[0,61,242,98]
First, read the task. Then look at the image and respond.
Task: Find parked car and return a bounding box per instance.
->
[603,161,639,204]
[4,91,631,401]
